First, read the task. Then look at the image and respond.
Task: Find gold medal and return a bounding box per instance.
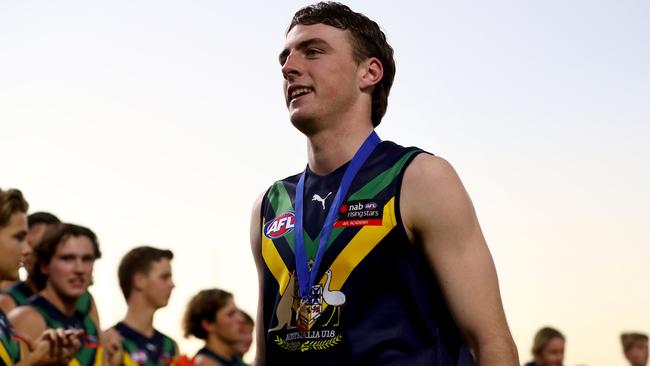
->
[296,300,309,335]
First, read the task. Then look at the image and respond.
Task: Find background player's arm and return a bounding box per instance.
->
[16,329,83,366]
[101,326,123,366]
[249,193,265,366]
[0,293,17,314]
[401,154,519,366]
[8,306,48,343]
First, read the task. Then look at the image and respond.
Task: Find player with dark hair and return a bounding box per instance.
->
[251,2,518,365]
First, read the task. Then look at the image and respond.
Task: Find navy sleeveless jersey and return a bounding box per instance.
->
[5,282,95,316]
[259,141,471,365]
[3,282,32,308]
[114,322,177,366]
[29,295,102,366]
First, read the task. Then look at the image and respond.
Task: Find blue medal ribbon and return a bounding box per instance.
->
[294,131,381,299]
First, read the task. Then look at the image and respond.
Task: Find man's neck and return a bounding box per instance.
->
[123,298,157,337]
[205,335,235,361]
[306,123,375,176]
[40,287,78,316]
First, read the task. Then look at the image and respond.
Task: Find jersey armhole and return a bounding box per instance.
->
[393,149,432,244]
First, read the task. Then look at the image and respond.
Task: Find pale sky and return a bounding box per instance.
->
[1,1,649,365]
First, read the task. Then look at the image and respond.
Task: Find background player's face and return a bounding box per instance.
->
[233,319,253,356]
[281,23,364,133]
[213,298,244,344]
[536,337,565,366]
[0,212,28,281]
[626,340,649,366]
[44,235,95,300]
[141,258,174,309]
[23,222,51,274]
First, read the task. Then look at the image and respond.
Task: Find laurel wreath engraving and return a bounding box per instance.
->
[274,334,343,352]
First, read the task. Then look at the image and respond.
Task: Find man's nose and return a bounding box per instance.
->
[281,52,302,80]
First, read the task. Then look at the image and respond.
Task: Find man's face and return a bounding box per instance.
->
[536,337,565,366]
[138,258,175,309]
[626,340,649,366]
[0,212,28,280]
[280,23,363,133]
[43,235,95,300]
[23,222,53,274]
[213,298,244,345]
[233,317,253,356]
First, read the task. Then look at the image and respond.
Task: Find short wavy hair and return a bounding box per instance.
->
[288,2,395,127]
[32,223,101,290]
[532,327,565,356]
[0,188,29,228]
[183,288,233,340]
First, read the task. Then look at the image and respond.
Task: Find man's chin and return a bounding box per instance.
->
[290,114,320,136]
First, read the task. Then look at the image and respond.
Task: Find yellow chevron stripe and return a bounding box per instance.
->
[320,197,397,311]
[94,346,103,366]
[261,219,291,296]
[69,358,81,366]
[122,351,138,366]
[0,342,13,366]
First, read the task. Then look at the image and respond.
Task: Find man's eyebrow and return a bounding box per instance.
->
[279,38,330,65]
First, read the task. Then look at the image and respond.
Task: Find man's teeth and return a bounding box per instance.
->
[291,88,312,99]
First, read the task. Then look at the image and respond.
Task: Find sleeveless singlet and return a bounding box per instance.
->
[260,141,470,365]
[29,295,103,366]
[5,282,94,315]
[114,322,177,366]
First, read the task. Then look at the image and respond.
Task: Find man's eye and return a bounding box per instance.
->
[306,48,321,56]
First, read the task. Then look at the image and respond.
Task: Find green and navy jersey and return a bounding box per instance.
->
[4,282,94,316]
[3,282,32,308]
[260,141,470,365]
[114,322,177,366]
[29,295,102,366]
[0,310,21,366]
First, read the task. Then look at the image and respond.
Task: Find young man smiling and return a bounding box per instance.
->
[9,223,103,366]
[251,2,518,365]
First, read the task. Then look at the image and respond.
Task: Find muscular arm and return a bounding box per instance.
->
[401,154,518,365]
[8,306,48,344]
[250,193,266,366]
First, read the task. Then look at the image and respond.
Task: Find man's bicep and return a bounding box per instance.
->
[9,306,47,342]
[401,155,511,346]
[249,192,266,366]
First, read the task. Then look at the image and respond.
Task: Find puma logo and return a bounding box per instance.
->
[312,192,332,210]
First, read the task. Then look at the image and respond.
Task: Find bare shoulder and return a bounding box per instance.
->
[0,293,17,314]
[193,354,220,366]
[8,305,47,340]
[8,305,42,323]
[401,154,474,240]
[403,154,462,191]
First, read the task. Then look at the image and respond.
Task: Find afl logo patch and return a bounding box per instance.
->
[264,212,296,239]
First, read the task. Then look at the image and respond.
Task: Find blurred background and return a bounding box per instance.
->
[1,1,648,365]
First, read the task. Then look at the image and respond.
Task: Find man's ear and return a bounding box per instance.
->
[201,319,215,334]
[132,272,147,292]
[40,262,49,277]
[359,57,383,91]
